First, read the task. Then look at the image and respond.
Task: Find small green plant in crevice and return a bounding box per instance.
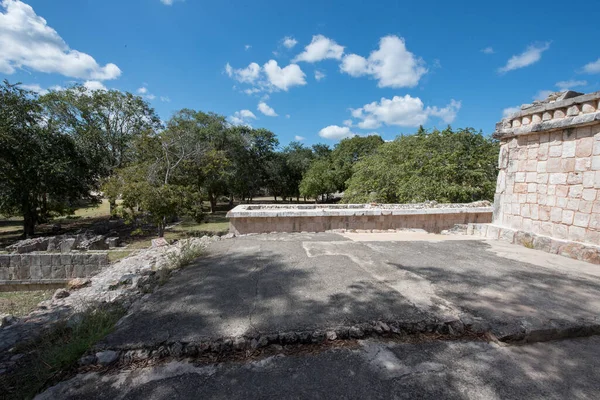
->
[166,240,205,271]
[523,241,534,249]
[0,305,125,400]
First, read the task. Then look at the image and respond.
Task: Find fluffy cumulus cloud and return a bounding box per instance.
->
[83,80,107,91]
[481,47,494,54]
[225,62,261,84]
[498,42,550,73]
[137,87,148,94]
[160,0,183,5]
[229,109,257,127]
[555,80,587,90]
[20,83,47,95]
[349,95,461,129]
[294,135,305,141]
[262,60,306,91]
[318,125,356,140]
[293,35,344,63]
[582,58,600,74]
[533,90,553,101]
[257,101,278,117]
[0,0,121,80]
[282,36,297,49]
[340,35,427,88]
[502,106,520,118]
[225,60,306,92]
[314,70,326,81]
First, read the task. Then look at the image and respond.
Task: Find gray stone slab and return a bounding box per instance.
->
[100,233,600,350]
[39,336,600,400]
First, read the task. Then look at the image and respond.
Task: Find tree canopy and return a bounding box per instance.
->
[343,127,499,204]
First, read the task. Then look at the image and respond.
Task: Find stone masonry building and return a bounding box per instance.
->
[492,90,600,246]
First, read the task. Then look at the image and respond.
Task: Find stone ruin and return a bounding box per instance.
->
[468,90,600,263]
[1,231,122,284]
[6,232,120,254]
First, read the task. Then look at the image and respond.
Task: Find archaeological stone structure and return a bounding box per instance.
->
[227,203,492,235]
[468,90,600,263]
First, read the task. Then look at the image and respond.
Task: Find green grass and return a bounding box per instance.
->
[107,250,133,263]
[1,305,125,400]
[0,290,54,317]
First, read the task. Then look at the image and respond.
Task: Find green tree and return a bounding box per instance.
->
[0,81,94,237]
[343,127,499,204]
[299,159,338,202]
[41,86,161,212]
[330,135,384,191]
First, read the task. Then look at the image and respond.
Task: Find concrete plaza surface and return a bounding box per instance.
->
[99,232,600,349]
[39,336,600,399]
[38,232,600,399]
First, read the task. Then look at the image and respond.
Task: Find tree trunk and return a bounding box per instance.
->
[158,217,166,237]
[273,194,277,202]
[229,194,234,207]
[22,201,36,238]
[209,195,217,214]
[109,199,116,215]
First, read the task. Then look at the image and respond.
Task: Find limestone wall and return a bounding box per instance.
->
[0,252,109,282]
[493,91,600,245]
[227,204,492,234]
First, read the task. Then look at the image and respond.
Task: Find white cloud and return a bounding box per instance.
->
[502,106,520,118]
[533,90,553,101]
[137,87,148,94]
[227,60,306,93]
[0,0,121,80]
[20,83,47,95]
[555,80,587,90]
[293,35,344,63]
[318,125,355,140]
[350,95,461,129]
[282,36,297,49]
[481,47,494,54]
[582,58,600,74]
[294,135,305,141]
[314,70,326,81]
[145,94,156,100]
[340,54,368,76]
[342,119,353,127]
[340,35,427,88]
[229,109,257,127]
[160,96,171,102]
[257,101,278,117]
[285,114,290,119]
[83,80,107,91]
[245,44,252,51]
[160,0,183,5]
[263,60,306,91]
[225,62,261,84]
[498,42,550,73]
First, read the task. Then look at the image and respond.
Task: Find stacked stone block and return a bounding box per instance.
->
[494,91,600,246]
[0,253,109,281]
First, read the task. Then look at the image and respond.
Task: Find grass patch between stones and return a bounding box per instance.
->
[0,290,54,317]
[0,305,125,400]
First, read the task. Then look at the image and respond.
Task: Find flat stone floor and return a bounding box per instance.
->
[100,232,600,350]
[40,336,600,399]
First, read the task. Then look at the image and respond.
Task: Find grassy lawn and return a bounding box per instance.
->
[0,200,231,250]
[0,290,54,317]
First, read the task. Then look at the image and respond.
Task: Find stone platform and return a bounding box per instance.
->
[227,203,493,234]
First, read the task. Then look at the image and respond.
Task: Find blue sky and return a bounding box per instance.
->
[1,0,599,145]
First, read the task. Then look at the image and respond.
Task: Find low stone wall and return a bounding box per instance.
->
[227,204,493,235]
[0,252,109,282]
[467,223,600,264]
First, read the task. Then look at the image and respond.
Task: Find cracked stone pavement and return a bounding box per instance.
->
[99,232,600,349]
[38,232,600,398]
